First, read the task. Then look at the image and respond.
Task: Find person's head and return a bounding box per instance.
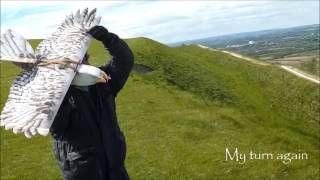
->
[82,52,90,65]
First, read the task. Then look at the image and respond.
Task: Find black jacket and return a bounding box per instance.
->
[50,32,134,180]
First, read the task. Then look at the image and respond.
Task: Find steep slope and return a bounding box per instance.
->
[0,38,319,180]
[127,38,319,123]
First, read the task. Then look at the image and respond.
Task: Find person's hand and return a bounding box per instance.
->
[88,26,109,42]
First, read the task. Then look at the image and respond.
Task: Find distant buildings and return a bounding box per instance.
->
[226,40,256,48]
[248,41,255,45]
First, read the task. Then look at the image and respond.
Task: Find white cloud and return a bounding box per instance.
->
[1,1,319,43]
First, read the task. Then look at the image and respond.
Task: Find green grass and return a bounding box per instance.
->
[1,38,319,180]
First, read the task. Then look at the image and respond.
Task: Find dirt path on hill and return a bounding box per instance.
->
[197,44,320,84]
[280,65,320,84]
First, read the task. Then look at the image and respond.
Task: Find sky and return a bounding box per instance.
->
[1,1,319,44]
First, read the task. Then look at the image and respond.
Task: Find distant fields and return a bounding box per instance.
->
[174,24,320,77]
[1,38,319,180]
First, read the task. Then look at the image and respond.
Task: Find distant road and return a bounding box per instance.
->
[197,44,320,84]
[280,66,320,84]
[197,44,269,65]
[221,50,269,66]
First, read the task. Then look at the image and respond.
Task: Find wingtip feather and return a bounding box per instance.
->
[0,29,36,63]
[37,128,50,136]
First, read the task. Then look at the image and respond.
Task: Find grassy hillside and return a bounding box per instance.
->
[0,38,319,180]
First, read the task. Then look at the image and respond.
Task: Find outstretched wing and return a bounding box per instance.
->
[0,8,101,138]
[0,29,37,64]
[35,8,101,61]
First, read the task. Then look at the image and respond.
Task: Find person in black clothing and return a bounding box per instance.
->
[50,26,134,180]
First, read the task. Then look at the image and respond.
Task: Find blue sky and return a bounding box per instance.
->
[1,1,319,44]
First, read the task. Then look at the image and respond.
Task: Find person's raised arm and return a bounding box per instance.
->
[88,26,134,94]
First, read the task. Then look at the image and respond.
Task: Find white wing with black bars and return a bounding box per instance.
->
[0,8,101,138]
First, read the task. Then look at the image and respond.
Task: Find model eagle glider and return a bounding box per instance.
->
[0,8,108,138]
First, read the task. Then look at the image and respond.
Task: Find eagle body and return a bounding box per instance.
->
[0,8,104,138]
